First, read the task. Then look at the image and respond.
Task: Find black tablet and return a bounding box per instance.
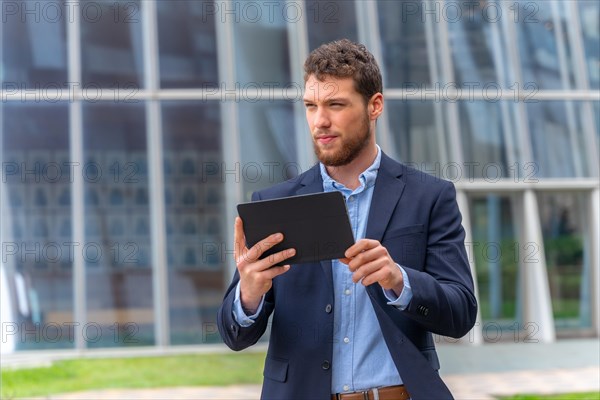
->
[237,191,355,265]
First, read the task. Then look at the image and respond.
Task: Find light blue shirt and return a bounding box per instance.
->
[233,146,413,393]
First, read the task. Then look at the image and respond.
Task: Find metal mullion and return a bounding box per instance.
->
[141,0,169,348]
[3,89,598,103]
[590,188,600,336]
[361,0,394,159]
[568,1,600,178]
[550,1,583,177]
[423,0,448,167]
[455,179,599,192]
[502,1,535,176]
[216,0,242,285]
[67,0,86,351]
[455,191,483,345]
[287,0,312,171]
[435,0,462,170]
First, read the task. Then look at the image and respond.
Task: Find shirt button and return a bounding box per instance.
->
[343,337,350,344]
[321,360,330,370]
[348,196,354,202]
[325,304,332,313]
[344,289,351,295]
[343,385,350,392]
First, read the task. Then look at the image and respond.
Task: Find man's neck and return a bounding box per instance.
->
[325,144,378,190]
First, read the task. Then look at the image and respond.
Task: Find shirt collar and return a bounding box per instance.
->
[320,145,381,193]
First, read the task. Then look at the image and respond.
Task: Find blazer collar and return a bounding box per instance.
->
[297,163,324,195]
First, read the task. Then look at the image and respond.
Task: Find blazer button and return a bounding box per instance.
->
[325,304,332,313]
[321,360,331,370]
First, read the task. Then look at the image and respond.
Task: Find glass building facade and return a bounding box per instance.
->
[1,0,598,352]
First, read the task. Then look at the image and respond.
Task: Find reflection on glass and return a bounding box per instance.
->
[161,101,225,345]
[469,195,520,328]
[306,0,358,50]
[538,192,591,331]
[2,103,73,350]
[239,101,298,200]
[157,1,218,88]
[514,0,575,90]
[82,102,154,347]
[578,0,599,89]
[80,0,143,87]
[386,101,445,171]
[233,0,291,85]
[526,101,589,178]
[458,101,518,179]
[447,0,502,85]
[378,0,433,87]
[1,1,67,87]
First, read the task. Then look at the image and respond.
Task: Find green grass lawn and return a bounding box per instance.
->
[1,352,266,398]
[2,354,598,400]
[501,393,600,400]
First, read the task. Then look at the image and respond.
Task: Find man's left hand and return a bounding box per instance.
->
[339,239,404,296]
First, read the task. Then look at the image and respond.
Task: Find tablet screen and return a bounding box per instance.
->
[237,191,355,265]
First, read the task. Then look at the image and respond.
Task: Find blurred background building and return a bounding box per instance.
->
[1,0,598,353]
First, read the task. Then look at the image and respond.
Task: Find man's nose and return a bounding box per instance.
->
[313,108,331,129]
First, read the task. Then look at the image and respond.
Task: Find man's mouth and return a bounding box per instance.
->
[316,135,337,145]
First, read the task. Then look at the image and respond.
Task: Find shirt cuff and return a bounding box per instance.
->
[383,264,413,310]
[232,282,265,327]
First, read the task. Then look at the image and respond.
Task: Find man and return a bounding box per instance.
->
[218,39,477,400]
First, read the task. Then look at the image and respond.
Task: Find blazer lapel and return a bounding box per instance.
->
[366,153,406,241]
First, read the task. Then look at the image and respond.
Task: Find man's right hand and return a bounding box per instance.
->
[234,217,295,314]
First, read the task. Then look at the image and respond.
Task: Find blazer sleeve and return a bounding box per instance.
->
[216,191,275,351]
[402,181,477,338]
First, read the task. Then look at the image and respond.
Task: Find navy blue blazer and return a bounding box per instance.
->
[218,153,477,400]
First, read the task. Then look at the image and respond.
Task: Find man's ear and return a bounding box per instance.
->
[368,93,384,120]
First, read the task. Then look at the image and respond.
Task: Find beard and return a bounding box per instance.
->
[313,114,372,167]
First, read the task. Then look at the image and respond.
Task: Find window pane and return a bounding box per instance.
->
[161,101,225,345]
[526,101,590,178]
[306,0,358,50]
[2,103,73,350]
[378,0,434,87]
[157,0,219,88]
[386,101,445,169]
[447,0,504,85]
[233,0,291,85]
[538,192,592,331]
[458,101,519,179]
[469,195,520,329]
[238,100,298,200]
[2,0,67,87]
[82,102,154,347]
[579,0,600,89]
[80,0,144,87]
[514,0,576,90]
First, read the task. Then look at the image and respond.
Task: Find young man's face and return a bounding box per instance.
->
[303,75,374,167]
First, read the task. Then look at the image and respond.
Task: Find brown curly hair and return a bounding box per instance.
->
[303,39,383,104]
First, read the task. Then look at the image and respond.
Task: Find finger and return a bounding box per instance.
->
[257,248,296,271]
[233,217,247,262]
[242,232,285,264]
[362,266,401,289]
[361,268,389,287]
[338,257,352,265]
[344,239,379,259]
[264,264,292,280]
[348,246,385,271]
[351,258,387,283]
